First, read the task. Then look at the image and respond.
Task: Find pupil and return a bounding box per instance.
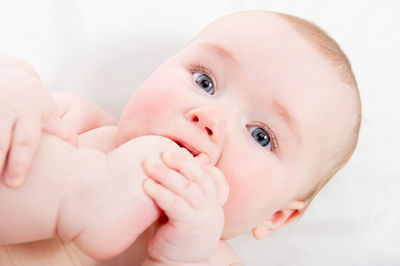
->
[252,127,270,146]
[257,132,265,141]
[201,79,210,88]
[194,72,214,94]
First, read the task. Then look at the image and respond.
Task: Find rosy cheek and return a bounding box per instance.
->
[219,157,256,206]
[218,150,281,217]
[125,79,180,117]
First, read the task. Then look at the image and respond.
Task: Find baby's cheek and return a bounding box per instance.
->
[218,163,263,231]
[218,156,261,206]
[217,150,289,221]
[124,81,180,120]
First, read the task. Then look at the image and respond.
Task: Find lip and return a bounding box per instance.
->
[166,136,201,157]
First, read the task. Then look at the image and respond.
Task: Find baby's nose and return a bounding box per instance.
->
[185,105,227,143]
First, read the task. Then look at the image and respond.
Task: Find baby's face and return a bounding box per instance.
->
[118,12,349,238]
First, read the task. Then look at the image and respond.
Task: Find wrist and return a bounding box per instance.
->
[142,258,212,266]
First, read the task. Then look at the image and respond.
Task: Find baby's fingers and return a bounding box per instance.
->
[143,160,204,209]
[4,116,41,187]
[204,165,230,206]
[0,116,15,176]
[161,151,217,202]
[161,151,204,182]
[143,178,191,221]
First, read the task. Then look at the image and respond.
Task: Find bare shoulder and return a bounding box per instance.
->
[78,125,119,153]
[50,91,117,125]
[210,240,243,266]
[50,91,118,152]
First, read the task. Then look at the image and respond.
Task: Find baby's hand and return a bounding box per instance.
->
[142,149,229,265]
[0,115,76,187]
[0,68,76,187]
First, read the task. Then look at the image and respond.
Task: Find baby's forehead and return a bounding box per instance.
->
[194,12,324,74]
[192,13,335,92]
[196,12,298,50]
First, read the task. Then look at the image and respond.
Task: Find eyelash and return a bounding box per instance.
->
[189,63,218,90]
[250,122,279,152]
[189,63,279,152]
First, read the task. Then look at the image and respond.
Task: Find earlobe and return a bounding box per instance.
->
[252,200,306,240]
[252,221,273,240]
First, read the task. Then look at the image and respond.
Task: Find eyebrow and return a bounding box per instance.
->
[271,99,302,145]
[197,42,240,68]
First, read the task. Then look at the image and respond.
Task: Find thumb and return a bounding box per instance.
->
[43,117,78,147]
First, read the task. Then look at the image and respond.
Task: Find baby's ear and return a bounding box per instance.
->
[252,200,305,240]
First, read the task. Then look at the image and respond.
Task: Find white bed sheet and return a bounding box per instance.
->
[0,0,399,265]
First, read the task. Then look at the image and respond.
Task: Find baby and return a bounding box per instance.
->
[0,10,361,266]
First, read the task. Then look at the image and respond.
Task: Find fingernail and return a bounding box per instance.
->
[143,178,155,192]
[143,178,150,186]
[162,151,179,164]
[144,160,156,171]
[5,174,23,188]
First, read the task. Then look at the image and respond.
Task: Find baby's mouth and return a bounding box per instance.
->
[173,140,200,157]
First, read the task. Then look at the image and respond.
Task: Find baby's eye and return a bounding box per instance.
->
[193,72,215,95]
[247,126,273,151]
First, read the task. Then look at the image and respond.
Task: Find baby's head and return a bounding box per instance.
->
[118,11,361,239]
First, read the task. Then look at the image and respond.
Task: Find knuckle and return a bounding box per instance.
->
[14,134,40,148]
[13,137,34,148]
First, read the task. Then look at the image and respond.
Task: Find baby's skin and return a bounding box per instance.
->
[0,10,357,266]
[0,63,236,265]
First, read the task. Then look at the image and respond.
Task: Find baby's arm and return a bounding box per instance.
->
[0,133,180,259]
[0,52,118,188]
[0,134,96,244]
[0,55,76,186]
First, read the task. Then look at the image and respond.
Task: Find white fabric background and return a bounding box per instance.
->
[0,0,399,265]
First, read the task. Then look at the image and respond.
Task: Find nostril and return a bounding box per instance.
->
[192,115,199,122]
[189,114,213,136]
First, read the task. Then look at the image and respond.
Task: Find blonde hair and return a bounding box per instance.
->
[274,12,362,214]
